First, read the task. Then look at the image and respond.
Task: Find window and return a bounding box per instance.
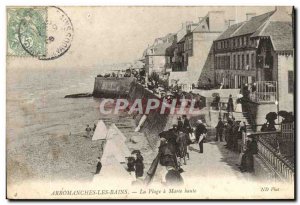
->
[246,54,249,66]
[237,55,240,69]
[233,55,236,69]
[233,39,235,48]
[227,56,229,69]
[242,54,244,69]
[251,53,255,69]
[188,38,192,50]
[288,71,294,93]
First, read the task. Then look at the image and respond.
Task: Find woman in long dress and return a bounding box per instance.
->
[176,132,188,165]
[135,153,144,178]
[235,94,243,112]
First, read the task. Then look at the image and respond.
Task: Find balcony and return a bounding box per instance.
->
[249,81,277,103]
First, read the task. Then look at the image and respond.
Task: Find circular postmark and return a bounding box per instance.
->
[18,6,74,60]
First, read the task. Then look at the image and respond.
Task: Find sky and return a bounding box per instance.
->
[7,6,292,70]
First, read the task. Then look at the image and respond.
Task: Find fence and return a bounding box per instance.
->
[250,81,277,103]
[281,123,294,142]
[250,131,294,183]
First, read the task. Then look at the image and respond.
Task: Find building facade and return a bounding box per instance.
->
[169,11,227,89]
[144,33,176,76]
[213,7,294,112]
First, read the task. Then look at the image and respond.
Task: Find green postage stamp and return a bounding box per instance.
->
[7,7,47,57]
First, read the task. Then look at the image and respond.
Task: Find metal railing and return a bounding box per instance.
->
[250,132,294,183]
[249,81,277,103]
[281,123,294,142]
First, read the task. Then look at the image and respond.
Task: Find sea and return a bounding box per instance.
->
[6,66,142,183]
[7,66,103,141]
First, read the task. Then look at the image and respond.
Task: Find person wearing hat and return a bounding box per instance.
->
[177,117,183,132]
[215,117,224,142]
[85,124,92,138]
[134,151,144,178]
[195,120,207,153]
[182,115,192,134]
[227,94,234,113]
[95,157,102,175]
[238,137,257,172]
[165,166,184,186]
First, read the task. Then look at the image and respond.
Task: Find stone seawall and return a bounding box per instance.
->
[128,83,171,149]
[93,77,135,98]
[127,83,209,148]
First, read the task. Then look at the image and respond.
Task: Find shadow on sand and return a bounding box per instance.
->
[210,141,242,172]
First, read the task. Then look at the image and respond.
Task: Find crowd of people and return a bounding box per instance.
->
[85,124,97,138]
[211,93,242,113]
[216,116,247,152]
[143,115,208,186]
[215,114,258,173]
[126,150,145,181]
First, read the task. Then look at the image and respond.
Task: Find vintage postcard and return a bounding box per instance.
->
[6,6,295,200]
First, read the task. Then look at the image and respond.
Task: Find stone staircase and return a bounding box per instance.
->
[231,111,255,133]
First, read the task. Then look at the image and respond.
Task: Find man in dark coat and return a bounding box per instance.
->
[176,131,188,165]
[239,138,258,172]
[95,157,102,174]
[231,120,240,152]
[195,120,207,153]
[159,125,178,156]
[227,94,234,113]
[177,117,183,132]
[135,152,144,178]
[182,115,192,134]
[158,138,178,168]
[215,118,224,142]
[225,116,235,150]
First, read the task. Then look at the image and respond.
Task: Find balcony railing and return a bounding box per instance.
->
[250,131,294,183]
[249,81,277,103]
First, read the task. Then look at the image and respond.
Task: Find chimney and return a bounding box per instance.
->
[207,11,226,32]
[246,13,256,21]
[228,19,236,26]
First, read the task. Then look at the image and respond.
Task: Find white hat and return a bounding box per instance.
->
[197,119,202,124]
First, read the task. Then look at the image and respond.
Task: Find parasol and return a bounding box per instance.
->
[265,112,278,122]
[131,150,141,155]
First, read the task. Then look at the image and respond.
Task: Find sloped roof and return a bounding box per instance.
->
[146,33,176,56]
[215,8,293,51]
[192,15,208,33]
[216,22,244,40]
[232,11,275,37]
[252,21,293,51]
[216,11,275,41]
